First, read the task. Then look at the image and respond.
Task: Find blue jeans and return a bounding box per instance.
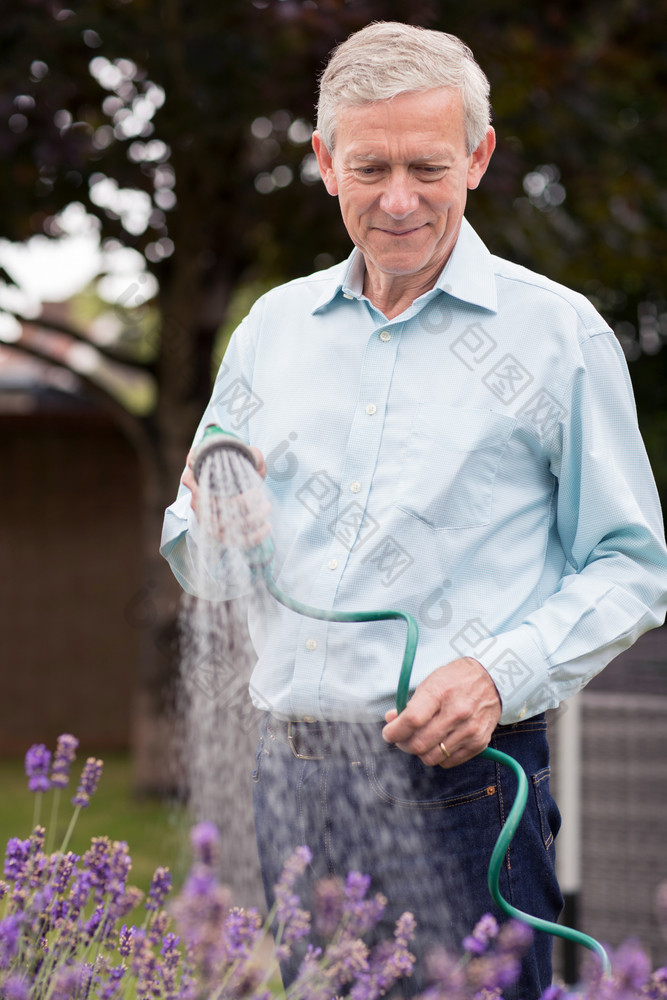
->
[252,714,563,999]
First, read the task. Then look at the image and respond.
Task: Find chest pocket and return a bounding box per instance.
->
[393,404,515,530]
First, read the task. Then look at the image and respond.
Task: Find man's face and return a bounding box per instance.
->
[313,88,494,286]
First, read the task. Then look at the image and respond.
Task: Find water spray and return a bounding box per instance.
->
[193,423,611,977]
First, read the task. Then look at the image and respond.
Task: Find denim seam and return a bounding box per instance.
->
[295,760,310,854]
[320,761,337,877]
[251,735,265,784]
[491,737,513,889]
[532,767,554,850]
[495,722,547,737]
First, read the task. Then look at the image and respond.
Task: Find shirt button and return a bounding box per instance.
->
[365,403,377,416]
[350,481,361,493]
[343,292,354,300]
[379,330,391,342]
[328,559,339,570]
[305,638,318,651]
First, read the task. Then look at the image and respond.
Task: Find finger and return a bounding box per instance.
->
[250,447,267,479]
[182,465,197,493]
[381,689,441,746]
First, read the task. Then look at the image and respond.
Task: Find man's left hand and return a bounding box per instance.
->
[382,657,501,769]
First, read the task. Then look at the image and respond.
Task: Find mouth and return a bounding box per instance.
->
[376,224,425,237]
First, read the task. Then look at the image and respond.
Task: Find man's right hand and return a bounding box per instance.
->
[183,445,272,548]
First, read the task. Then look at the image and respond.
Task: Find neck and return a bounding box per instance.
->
[362,261,445,320]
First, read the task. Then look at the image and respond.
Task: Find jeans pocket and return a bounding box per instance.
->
[365,749,498,810]
[531,767,561,851]
[392,404,515,529]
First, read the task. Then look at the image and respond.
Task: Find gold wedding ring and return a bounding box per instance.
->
[439,741,451,760]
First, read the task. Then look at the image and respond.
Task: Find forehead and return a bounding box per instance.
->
[333,88,467,159]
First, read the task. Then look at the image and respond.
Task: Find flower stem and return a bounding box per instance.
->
[46,788,61,855]
[60,804,81,855]
[32,791,42,833]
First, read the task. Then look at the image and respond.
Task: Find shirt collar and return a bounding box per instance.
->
[311,217,498,315]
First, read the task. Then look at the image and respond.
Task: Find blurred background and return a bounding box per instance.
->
[0,0,665,976]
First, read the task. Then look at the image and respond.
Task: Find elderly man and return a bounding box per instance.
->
[162,22,667,997]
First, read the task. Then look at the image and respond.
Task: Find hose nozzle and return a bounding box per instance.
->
[192,424,258,484]
[192,424,274,572]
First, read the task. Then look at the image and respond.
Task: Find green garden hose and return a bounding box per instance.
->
[195,425,611,977]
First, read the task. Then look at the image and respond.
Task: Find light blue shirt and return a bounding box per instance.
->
[161,219,667,725]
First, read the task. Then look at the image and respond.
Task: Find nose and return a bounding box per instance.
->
[378,169,419,219]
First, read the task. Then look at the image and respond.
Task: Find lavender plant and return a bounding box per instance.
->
[2,735,666,1000]
[0,736,417,999]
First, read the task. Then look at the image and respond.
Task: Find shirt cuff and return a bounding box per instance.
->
[457,626,555,725]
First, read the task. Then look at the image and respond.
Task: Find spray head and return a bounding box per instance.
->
[192,424,258,483]
[191,424,274,573]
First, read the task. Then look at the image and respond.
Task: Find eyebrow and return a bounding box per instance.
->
[348,151,452,163]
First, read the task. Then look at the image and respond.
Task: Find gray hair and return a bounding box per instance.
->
[316,22,491,156]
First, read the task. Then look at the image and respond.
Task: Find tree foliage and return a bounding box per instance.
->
[3,1,666,426]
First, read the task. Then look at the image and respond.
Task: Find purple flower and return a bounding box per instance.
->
[51,962,94,1000]
[146,866,172,912]
[25,744,51,793]
[463,913,499,956]
[119,923,133,957]
[72,757,103,808]
[29,826,45,855]
[107,840,132,903]
[171,859,231,970]
[541,985,570,1000]
[51,851,78,893]
[116,885,144,919]
[293,937,368,1000]
[612,939,652,991]
[190,821,221,866]
[2,974,29,1000]
[422,945,466,997]
[274,847,312,945]
[4,838,30,883]
[50,734,79,789]
[160,932,182,994]
[129,928,158,998]
[0,913,22,966]
[342,871,387,937]
[349,911,416,1000]
[647,967,667,1000]
[222,906,262,960]
[84,902,105,940]
[148,910,169,947]
[69,869,93,915]
[82,837,111,901]
[97,966,126,1000]
[497,917,533,955]
[161,930,181,959]
[313,876,345,938]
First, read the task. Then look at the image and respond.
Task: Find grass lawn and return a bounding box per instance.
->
[0,752,192,896]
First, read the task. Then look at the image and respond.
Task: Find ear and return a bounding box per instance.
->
[467,127,496,191]
[312,131,339,196]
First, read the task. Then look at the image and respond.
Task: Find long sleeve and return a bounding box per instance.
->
[478,330,667,723]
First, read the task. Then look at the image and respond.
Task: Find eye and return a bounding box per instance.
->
[354,166,383,177]
[415,165,448,177]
